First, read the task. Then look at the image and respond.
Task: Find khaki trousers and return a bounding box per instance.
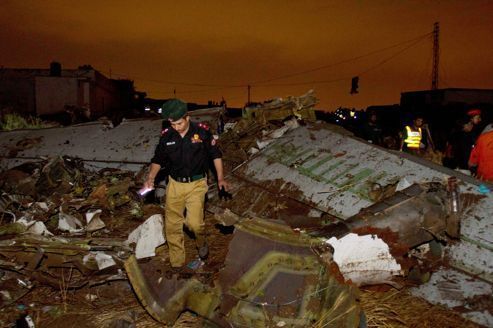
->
[165,176,208,267]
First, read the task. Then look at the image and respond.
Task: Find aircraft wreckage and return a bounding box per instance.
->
[0,93,492,327]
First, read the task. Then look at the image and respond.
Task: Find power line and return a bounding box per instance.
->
[253,77,348,87]
[101,31,432,90]
[251,32,432,84]
[412,41,433,90]
[142,31,428,105]
[170,85,241,95]
[252,35,430,88]
[357,35,431,77]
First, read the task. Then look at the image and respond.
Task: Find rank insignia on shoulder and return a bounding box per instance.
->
[191,134,203,143]
[161,128,169,135]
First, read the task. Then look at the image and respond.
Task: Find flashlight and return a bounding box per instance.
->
[138,187,154,196]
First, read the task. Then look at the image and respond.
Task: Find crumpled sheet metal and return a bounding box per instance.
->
[410,268,493,327]
[0,235,131,288]
[124,258,221,326]
[216,218,360,327]
[0,119,163,172]
[0,114,223,172]
[345,183,451,247]
[125,218,362,327]
[232,121,493,285]
[216,171,453,251]
[235,123,450,219]
[243,90,318,124]
[212,182,452,288]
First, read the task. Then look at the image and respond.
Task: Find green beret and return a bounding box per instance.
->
[162,99,187,121]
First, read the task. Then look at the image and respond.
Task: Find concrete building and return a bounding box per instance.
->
[0,62,136,121]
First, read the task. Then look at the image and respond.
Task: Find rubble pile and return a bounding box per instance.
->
[219,118,300,170]
[243,89,318,124]
[0,157,163,303]
[0,94,490,327]
[125,113,486,326]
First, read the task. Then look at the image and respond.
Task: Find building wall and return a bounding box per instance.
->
[1,66,135,121]
[443,89,493,106]
[35,77,78,115]
[91,71,128,118]
[79,80,91,109]
[0,70,38,115]
[401,89,493,109]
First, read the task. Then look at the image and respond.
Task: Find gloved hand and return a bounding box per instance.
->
[218,186,233,200]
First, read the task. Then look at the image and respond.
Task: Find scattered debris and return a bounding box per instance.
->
[125,214,165,259]
[58,212,84,233]
[85,209,105,232]
[243,89,318,124]
[0,102,491,327]
[326,233,402,286]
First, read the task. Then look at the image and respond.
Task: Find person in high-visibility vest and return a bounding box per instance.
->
[399,115,429,154]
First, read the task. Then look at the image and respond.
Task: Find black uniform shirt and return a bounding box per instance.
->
[151,121,222,178]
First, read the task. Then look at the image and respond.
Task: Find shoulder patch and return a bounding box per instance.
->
[161,128,169,136]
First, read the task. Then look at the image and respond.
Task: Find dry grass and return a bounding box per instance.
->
[91,302,201,328]
[360,289,482,328]
[58,267,73,313]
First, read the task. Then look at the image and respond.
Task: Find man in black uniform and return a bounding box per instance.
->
[143,99,228,270]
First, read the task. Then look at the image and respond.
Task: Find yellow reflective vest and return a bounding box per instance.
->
[404,126,422,149]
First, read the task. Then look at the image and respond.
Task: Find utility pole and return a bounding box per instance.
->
[247,85,251,105]
[431,22,440,90]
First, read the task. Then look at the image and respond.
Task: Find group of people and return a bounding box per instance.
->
[440,108,492,183]
[361,108,492,183]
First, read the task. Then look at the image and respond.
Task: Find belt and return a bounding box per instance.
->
[171,173,206,183]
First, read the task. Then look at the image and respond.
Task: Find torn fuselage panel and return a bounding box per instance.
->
[125,218,362,327]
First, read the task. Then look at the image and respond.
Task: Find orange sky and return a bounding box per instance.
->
[1,0,493,109]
